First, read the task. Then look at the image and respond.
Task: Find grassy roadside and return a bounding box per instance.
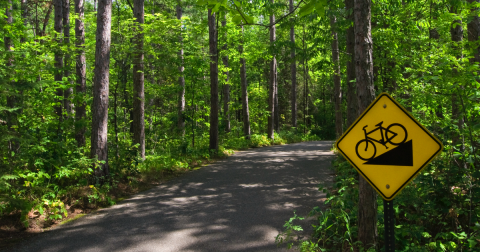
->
[0,130,321,249]
[277,148,480,251]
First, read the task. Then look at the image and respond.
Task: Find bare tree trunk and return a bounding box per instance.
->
[177,2,185,135]
[21,0,28,44]
[268,1,276,140]
[94,0,97,11]
[5,0,19,155]
[133,0,145,159]
[240,24,251,139]
[290,0,297,128]
[450,4,465,155]
[63,0,74,119]
[75,0,86,147]
[468,0,480,63]
[91,0,112,179]
[345,0,357,128]
[42,4,54,37]
[331,15,343,139]
[354,0,378,250]
[208,8,219,153]
[54,0,63,122]
[222,15,230,133]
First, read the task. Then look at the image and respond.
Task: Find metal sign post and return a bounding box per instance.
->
[384,199,395,252]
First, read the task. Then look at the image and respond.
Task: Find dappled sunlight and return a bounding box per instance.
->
[12,141,335,252]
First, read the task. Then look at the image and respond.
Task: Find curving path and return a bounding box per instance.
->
[9,141,335,252]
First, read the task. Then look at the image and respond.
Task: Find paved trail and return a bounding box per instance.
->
[10,141,335,252]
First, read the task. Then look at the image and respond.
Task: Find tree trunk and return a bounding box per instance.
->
[54,0,63,121]
[240,24,251,139]
[451,5,465,155]
[468,0,480,64]
[21,0,28,43]
[208,9,219,153]
[5,0,19,154]
[91,0,112,179]
[331,15,343,139]
[177,3,185,135]
[290,0,297,128]
[133,0,145,159]
[63,0,74,118]
[75,0,86,147]
[42,4,54,37]
[354,0,378,250]
[345,0,357,128]
[268,1,276,140]
[222,15,230,133]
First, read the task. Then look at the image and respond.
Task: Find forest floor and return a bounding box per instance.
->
[4,141,335,252]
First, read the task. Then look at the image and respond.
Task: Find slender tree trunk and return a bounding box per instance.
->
[208,9,219,153]
[345,0,357,128]
[274,71,279,132]
[302,25,307,134]
[331,15,343,138]
[91,0,112,179]
[94,0,97,11]
[354,0,378,250]
[21,0,28,44]
[290,0,297,128]
[133,0,145,159]
[75,0,86,147]
[240,24,251,139]
[63,0,74,118]
[469,0,480,63]
[177,3,185,135]
[222,15,231,133]
[5,0,19,155]
[42,4,54,37]
[54,0,63,122]
[268,1,277,140]
[450,5,465,155]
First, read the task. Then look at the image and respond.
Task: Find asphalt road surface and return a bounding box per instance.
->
[9,141,335,252]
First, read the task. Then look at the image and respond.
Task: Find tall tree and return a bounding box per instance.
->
[450,2,465,160]
[354,0,378,249]
[345,0,357,127]
[222,15,231,133]
[5,0,19,154]
[290,0,297,128]
[177,2,186,135]
[63,0,74,117]
[208,8,219,153]
[91,0,112,179]
[21,0,28,43]
[468,0,480,64]
[240,24,251,139]
[330,14,343,138]
[133,0,145,159]
[268,0,277,140]
[75,0,86,147]
[53,0,63,122]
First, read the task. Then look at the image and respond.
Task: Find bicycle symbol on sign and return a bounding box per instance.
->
[355,121,408,161]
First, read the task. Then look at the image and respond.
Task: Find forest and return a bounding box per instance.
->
[1,0,480,250]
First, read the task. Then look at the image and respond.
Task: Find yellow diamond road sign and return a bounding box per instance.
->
[336,93,443,201]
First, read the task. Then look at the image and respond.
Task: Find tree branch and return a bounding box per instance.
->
[231,0,305,28]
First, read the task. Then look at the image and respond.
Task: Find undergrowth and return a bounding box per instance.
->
[0,129,321,228]
[277,153,480,251]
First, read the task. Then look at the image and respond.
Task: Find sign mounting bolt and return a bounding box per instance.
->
[386,184,390,189]
[383,104,387,108]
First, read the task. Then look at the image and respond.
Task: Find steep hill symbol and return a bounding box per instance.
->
[364,140,413,166]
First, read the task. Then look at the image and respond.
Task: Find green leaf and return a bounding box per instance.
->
[299,0,316,17]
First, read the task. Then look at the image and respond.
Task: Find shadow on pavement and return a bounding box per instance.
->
[10,141,335,252]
